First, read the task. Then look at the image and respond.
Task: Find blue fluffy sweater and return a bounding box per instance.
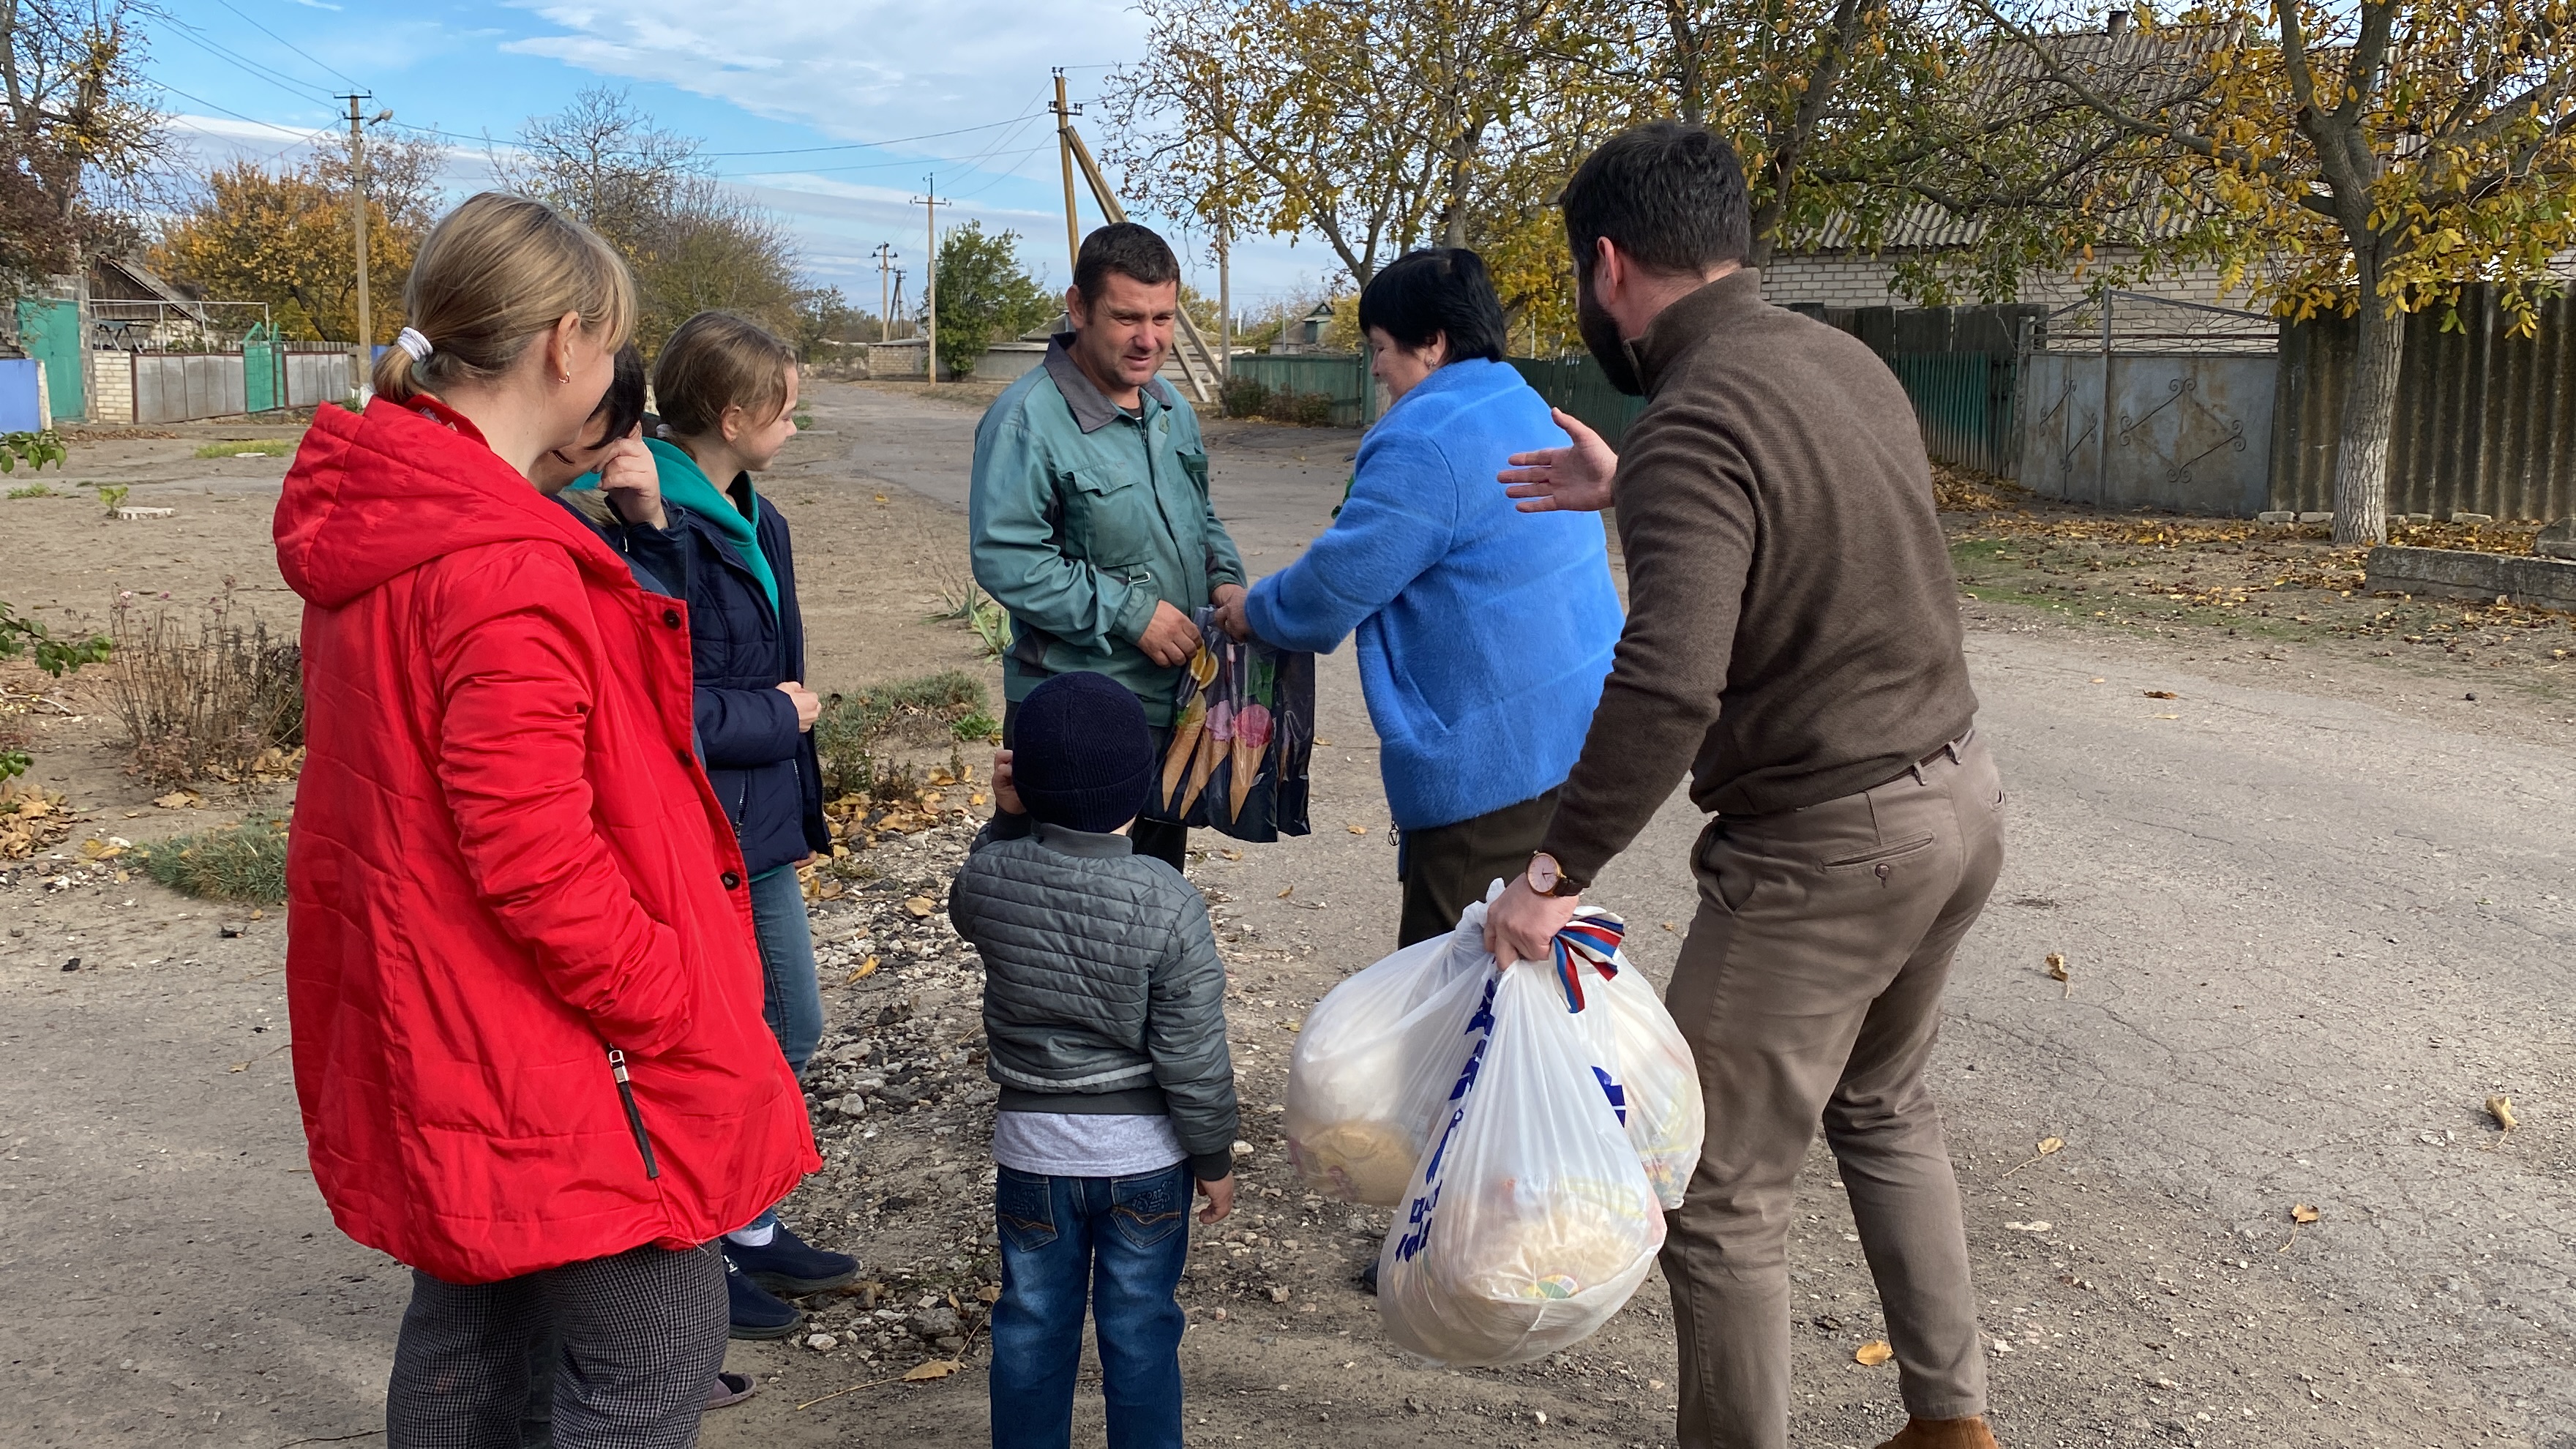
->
[1245,359,1624,831]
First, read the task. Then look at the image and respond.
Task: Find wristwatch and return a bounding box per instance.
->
[1525,852,1587,898]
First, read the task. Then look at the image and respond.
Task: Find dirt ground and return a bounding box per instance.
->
[1,384,2566,1448]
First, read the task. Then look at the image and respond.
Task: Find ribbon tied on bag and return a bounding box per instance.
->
[1549,910,1626,1013]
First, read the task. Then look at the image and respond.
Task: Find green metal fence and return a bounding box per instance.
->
[1229,353,1375,427]
[1508,357,1649,443]
[1886,352,2019,476]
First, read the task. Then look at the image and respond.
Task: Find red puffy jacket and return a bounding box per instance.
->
[275,396,819,1284]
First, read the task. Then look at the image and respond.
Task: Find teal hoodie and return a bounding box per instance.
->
[645,437,776,610]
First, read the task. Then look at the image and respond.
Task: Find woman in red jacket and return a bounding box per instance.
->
[274,192,818,1448]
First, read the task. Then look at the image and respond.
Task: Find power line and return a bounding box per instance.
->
[151,76,338,150]
[142,7,339,105]
[203,0,362,89]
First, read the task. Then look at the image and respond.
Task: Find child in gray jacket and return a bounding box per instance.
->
[948,670,1237,1449]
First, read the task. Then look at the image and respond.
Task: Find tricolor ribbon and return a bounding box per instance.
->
[1549,909,1626,1012]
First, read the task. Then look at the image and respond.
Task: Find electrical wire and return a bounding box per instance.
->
[700,108,1046,159]
[142,7,340,105]
[203,0,363,90]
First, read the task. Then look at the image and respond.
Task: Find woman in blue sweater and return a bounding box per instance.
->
[1218,249,1624,946]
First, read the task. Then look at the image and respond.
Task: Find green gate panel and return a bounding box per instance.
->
[243,339,280,413]
[13,298,83,423]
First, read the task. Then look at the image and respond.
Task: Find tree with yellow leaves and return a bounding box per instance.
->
[1968,0,2576,543]
[152,134,441,345]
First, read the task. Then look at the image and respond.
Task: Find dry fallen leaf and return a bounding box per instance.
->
[1221,849,1243,861]
[154,790,203,809]
[902,1360,960,1382]
[2144,689,2179,699]
[976,1284,1001,1303]
[2004,1220,2052,1232]
[2487,1094,2518,1147]
[1855,1341,1894,1366]
[1661,921,1676,932]
[2000,1137,2066,1179]
[905,896,936,918]
[1347,824,1368,835]
[1277,886,1295,899]
[845,956,879,984]
[2046,951,2070,997]
[2280,1202,2321,1252]
[2151,713,2181,720]
[1314,738,1333,747]
[969,793,986,807]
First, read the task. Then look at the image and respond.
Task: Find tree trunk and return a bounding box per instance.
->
[2330,255,2402,545]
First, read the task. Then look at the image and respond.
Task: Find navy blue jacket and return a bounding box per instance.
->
[667,481,830,879]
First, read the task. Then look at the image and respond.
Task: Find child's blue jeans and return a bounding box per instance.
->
[989,1161,1193,1449]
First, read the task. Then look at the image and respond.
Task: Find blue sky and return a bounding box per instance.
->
[146,0,1336,316]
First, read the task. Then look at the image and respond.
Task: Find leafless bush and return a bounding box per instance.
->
[107,583,304,790]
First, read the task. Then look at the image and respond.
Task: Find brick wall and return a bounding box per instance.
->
[1759,251,2263,312]
[86,351,132,424]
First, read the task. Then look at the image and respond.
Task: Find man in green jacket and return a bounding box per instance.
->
[970,222,1246,871]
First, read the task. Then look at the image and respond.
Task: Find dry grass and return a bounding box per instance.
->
[106,583,304,790]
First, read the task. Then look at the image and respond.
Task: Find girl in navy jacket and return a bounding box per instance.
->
[649,311,851,1340]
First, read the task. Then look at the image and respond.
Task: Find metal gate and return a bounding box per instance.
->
[2019,292,2278,516]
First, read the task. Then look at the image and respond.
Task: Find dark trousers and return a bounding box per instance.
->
[386,1243,726,1449]
[1660,733,2003,1449]
[989,1162,1193,1449]
[1001,700,1188,872]
[1393,788,1560,947]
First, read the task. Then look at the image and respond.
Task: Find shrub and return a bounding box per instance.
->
[1284,390,1334,427]
[98,484,129,514]
[1,429,65,473]
[813,670,989,798]
[1220,374,1268,419]
[135,815,289,905]
[106,583,304,790]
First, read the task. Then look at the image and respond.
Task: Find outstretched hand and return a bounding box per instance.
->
[1498,407,1620,514]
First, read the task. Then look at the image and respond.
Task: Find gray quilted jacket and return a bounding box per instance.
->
[948,812,1238,1180]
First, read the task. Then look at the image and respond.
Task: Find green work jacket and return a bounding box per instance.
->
[969,334,1246,723]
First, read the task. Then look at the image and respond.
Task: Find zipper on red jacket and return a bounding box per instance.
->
[607,1048,661,1179]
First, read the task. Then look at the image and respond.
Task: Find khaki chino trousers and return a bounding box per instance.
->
[1660,733,2004,1448]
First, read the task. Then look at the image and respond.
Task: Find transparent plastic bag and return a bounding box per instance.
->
[1284,902,1495,1206]
[1375,948,1669,1367]
[1570,928,1704,1210]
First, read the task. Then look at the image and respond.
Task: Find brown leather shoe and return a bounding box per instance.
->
[1872,1418,1999,1449]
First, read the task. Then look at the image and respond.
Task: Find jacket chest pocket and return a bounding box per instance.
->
[1063,465,1156,569]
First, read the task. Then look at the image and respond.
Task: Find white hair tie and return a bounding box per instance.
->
[394,327,434,362]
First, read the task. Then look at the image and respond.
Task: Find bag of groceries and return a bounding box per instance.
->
[1142,608,1314,843]
[1284,901,1498,1206]
[1572,940,1704,1210]
[1374,913,1674,1366]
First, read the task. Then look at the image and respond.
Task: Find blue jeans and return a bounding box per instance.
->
[989,1162,1191,1449]
[747,866,823,1078]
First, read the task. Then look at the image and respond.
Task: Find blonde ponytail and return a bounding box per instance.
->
[372,192,635,405]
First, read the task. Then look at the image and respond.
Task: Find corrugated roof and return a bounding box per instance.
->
[1802,20,2244,253]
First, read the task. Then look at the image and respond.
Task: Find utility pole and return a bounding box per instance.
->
[1214,67,1231,385]
[339,92,374,400]
[913,177,945,386]
[1054,70,1082,280]
[873,244,897,342]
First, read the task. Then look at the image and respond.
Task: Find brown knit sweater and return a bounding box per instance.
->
[1538,269,1979,883]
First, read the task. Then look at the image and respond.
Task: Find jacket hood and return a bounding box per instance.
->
[277,397,632,609]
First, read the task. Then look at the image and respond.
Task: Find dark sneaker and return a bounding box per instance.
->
[724,1256,804,1340]
[724,1223,860,1297]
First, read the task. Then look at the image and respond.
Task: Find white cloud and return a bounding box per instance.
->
[498,0,1138,146]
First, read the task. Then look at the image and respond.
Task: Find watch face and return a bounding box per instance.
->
[1528,853,1560,894]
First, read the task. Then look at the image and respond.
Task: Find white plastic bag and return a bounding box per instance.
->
[1571,928,1704,1209]
[1374,948,1670,1367]
[1284,902,1494,1206]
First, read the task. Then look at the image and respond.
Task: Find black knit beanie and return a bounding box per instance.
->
[1012,671,1155,835]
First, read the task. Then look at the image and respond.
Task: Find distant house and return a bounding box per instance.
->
[88,256,221,351]
[1268,302,1340,355]
[1764,12,2262,315]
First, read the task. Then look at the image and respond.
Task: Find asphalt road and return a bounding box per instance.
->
[3,381,2567,1448]
[822,381,2576,1445]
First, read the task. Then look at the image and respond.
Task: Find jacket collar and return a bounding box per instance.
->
[1044,332,1175,435]
[1633,267,1766,396]
[1033,820,1138,858]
